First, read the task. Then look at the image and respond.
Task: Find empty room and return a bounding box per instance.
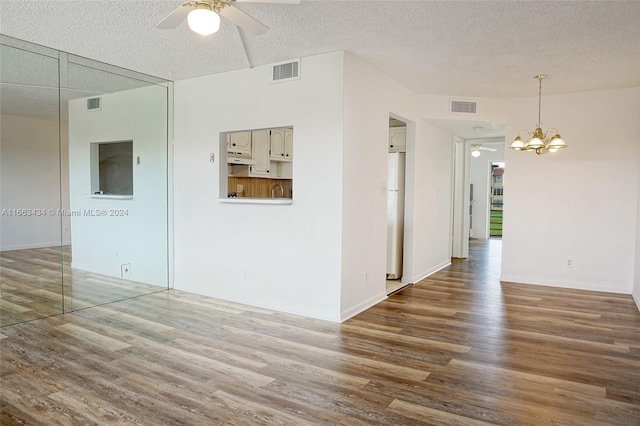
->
[1,1,640,424]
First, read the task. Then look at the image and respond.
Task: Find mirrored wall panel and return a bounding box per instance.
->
[0,36,171,326]
[0,42,63,326]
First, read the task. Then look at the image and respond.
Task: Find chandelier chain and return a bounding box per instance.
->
[537,75,542,128]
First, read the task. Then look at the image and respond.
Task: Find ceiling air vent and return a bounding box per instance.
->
[272,59,300,83]
[87,97,101,111]
[450,99,477,114]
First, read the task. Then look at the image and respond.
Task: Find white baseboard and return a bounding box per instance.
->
[633,290,640,313]
[410,260,451,284]
[340,291,388,322]
[499,274,629,295]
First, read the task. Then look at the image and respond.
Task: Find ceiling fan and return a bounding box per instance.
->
[157,0,300,36]
[471,144,497,157]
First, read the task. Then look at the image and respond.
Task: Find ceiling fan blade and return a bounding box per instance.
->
[219,4,269,35]
[157,3,191,29]
[234,0,300,3]
[479,147,498,152]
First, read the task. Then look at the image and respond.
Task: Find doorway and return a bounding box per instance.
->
[490,162,504,238]
[453,137,505,261]
[386,117,407,295]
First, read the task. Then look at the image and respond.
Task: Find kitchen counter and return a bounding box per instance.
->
[219,198,292,205]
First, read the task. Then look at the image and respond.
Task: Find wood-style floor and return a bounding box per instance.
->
[0,246,166,327]
[2,239,640,425]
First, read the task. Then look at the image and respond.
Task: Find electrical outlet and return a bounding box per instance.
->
[363,272,368,284]
[565,258,573,268]
[243,269,249,280]
[63,226,69,233]
[121,263,131,277]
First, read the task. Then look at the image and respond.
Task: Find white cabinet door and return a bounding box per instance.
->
[389,127,406,152]
[270,128,293,162]
[270,128,286,160]
[250,130,271,177]
[284,128,293,160]
[228,131,252,155]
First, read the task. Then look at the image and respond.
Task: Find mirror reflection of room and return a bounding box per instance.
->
[0,36,170,327]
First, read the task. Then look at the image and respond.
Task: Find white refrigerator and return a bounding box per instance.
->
[386,152,405,279]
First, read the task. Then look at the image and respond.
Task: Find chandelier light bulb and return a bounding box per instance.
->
[527,136,544,150]
[548,134,567,150]
[510,136,525,150]
[187,7,221,36]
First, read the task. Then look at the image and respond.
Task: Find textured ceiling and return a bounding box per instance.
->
[1,1,640,140]
[1,0,639,99]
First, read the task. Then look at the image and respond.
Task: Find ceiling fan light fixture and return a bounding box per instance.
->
[471,149,481,158]
[187,6,221,36]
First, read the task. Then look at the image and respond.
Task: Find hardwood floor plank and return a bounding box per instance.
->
[212,389,322,426]
[2,239,640,424]
[386,398,495,426]
[56,323,132,351]
[221,324,432,381]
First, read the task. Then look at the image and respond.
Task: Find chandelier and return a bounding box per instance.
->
[510,74,567,155]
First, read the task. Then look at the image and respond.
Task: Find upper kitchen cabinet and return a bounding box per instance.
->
[229,129,270,178]
[227,131,252,156]
[250,129,271,177]
[389,127,406,153]
[270,128,293,161]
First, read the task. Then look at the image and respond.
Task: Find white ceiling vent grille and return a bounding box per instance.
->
[272,59,300,83]
[87,97,101,111]
[450,99,477,114]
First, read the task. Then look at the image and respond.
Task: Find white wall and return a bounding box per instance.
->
[634,92,640,311]
[409,121,455,280]
[635,172,640,309]
[173,52,345,321]
[468,141,504,240]
[0,114,70,250]
[68,85,169,286]
[502,87,640,294]
[340,53,455,319]
[173,51,457,322]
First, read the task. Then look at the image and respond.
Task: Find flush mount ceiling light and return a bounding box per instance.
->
[187,3,221,36]
[510,74,567,155]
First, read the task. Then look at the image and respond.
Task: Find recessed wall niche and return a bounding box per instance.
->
[90,140,133,195]
[224,127,293,200]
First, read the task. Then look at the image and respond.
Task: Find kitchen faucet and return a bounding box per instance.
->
[271,184,284,198]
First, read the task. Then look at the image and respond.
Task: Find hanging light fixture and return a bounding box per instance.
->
[510,74,567,155]
[187,2,221,36]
